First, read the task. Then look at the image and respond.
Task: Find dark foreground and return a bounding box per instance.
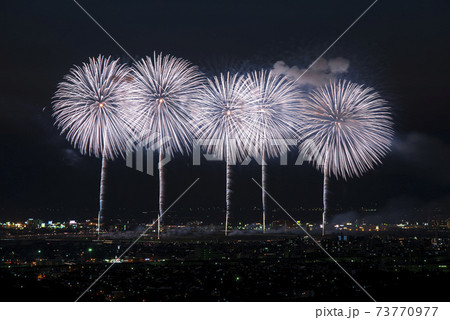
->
[0,231,449,301]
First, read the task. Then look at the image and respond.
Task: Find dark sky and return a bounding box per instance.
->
[1,0,449,221]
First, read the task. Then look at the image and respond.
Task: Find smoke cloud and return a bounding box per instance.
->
[272,57,350,87]
[392,132,450,184]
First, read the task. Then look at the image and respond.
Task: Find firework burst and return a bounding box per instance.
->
[299,79,393,235]
[193,72,253,235]
[53,56,135,160]
[130,52,203,238]
[53,55,135,238]
[245,70,303,232]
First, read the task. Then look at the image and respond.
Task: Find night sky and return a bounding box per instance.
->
[1,0,449,222]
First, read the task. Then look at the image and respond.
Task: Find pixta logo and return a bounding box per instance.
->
[126,133,325,175]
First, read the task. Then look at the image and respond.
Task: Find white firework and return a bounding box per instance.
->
[53,55,135,160]
[193,73,253,161]
[130,52,204,239]
[245,69,303,232]
[299,79,394,235]
[130,52,204,156]
[53,55,135,238]
[300,80,393,179]
[193,72,253,235]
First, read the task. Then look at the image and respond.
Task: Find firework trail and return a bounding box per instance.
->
[53,56,136,238]
[98,154,108,237]
[130,52,203,239]
[193,73,253,235]
[245,70,303,233]
[322,164,330,237]
[299,80,393,235]
[158,148,165,239]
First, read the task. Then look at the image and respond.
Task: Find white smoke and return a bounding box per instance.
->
[272,57,350,87]
[328,57,350,74]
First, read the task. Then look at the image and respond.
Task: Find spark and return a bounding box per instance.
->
[130,52,204,156]
[245,69,303,159]
[192,72,253,162]
[299,79,394,179]
[52,55,136,160]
